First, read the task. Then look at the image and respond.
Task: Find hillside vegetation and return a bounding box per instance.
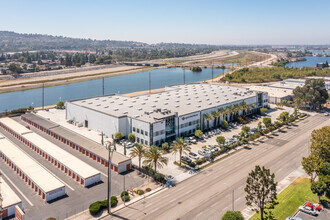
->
[222,67,330,83]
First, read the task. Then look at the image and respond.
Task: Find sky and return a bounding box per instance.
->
[1,0,330,45]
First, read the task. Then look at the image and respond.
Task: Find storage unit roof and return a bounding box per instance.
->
[22,132,100,179]
[1,177,22,208]
[68,83,258,123]
[0,137,64,193]
[0,117,32,135]
[22,113,131,165]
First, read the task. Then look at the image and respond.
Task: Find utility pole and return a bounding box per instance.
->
[106,142,114,215]
[42,83,45,110]
[211,63,214,82]
[123,175,126,206]
[183,69,186,84]
[102,77,105,96]
[149,72,151,94]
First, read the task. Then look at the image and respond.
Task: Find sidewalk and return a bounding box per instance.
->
[66,186,166,220]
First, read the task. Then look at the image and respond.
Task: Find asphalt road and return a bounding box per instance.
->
[104,114,329,220]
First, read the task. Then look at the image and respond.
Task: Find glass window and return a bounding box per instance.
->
[145,140,148,145]
[137,128,140,133]
[133,127,136,132]
[145,131,148,136]
[141,129,144,134]
[137,137,140,142]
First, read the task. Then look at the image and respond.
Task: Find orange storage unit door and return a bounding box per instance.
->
[126,164,131,170]
[2,208,8,218]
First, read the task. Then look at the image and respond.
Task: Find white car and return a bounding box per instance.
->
[299,205,318,216]
[324,112,329,116]
[188,152,199,160]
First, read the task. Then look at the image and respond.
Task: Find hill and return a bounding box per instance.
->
[0,31,148,52]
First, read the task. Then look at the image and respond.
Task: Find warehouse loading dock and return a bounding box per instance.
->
[0,177,23,218]
[0,118,101,187]
[0,135,65,202]
[21,113,132,173]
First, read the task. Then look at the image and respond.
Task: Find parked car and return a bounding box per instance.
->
[189,137,197,144]
[198,149,206,156]
[299,205,318,216]
[324,112,329,116]
[181,156,192,163]
[285,217,303,220]
[188,152,199,160]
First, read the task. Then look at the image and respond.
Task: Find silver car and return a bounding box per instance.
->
[299,205,318,216]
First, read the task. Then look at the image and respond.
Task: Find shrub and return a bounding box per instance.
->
[111,196,118,207]
[274,121,282,129]
[114,132,123,141]
[241,138,248,145]
[263,117,272,128]
[121,194,130,202]
[195,129,203,139]
[47,218,56,220]
[128,133,135,142]
[260,107,268,115]
[89,201,103,215]
[221,120,228,129]
[221,210,244,220]
[189,162,196,168]
[289,115,295,122]
[145,188,151,192]
[136,189,144,195]
[121,191,129,197]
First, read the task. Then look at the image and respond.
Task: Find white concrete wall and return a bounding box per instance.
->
[46,186,66,202]
[85,174,101,187]
[152,121,166,145]
[4,202,22,217]
[118,160,131,173]
[178,112,200,136]
[131,119,150,145]
[66,102,120,137]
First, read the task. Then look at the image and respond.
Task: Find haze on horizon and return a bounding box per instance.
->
[1,0,330,45]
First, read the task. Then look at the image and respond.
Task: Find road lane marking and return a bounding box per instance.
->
[0,168,34,206]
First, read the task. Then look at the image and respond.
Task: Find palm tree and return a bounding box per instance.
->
[143,145,168,173]
[203,113,214,130]
[212,110,221,128]
[241,102,248,115]
[129,143,145,169]
[229,105,236,121]
[223,107,230,122]
[171,137,191,166]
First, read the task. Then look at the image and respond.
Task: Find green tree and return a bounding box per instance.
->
[221,120,228,129]
[293,79,329,110]
[114,132,123,141]
[56,101,64,108]
[171,138,191,166]
[302,154,321,181]
[257,122,263,132]
[241,126,250,137]
[143,145,168,173]
[221,211,244,220]
[212,110,221,128]
[260,107,268,115]
[161,142,170,152]
[263,117,272,128]
[203,113,214,130]
[216,136,226,146]
[279,111,289,122]
[245,166,277,220]
[310,126,330,162]
[311,180,327,203]
[129,143,145,169]
[128,133,135,142]
[195,129,203,139]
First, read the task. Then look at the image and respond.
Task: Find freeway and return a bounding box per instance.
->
[104,114,329,220]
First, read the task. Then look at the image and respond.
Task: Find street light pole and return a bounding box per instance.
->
[106,141,114,215]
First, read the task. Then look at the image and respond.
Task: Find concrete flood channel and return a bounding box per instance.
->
[0,67,228,112]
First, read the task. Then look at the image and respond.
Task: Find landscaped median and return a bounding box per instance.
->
[249,177,328,220]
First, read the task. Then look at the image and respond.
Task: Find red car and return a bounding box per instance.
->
[26,125,30,129]
[304,202,323,211]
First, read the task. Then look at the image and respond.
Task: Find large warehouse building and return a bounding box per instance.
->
[66,83,268,146]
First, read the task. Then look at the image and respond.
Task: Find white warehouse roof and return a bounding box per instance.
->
[1,177,22,208]
[245,85,292,98]
[68,83,259,123]
[22,132,100,179]
[0,117,32,135]
[0,137,64,193]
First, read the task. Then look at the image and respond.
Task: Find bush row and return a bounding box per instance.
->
[89,196,118,215]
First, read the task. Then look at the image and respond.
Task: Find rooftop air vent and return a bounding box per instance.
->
[138,108,142,110]
[114,108,119,111]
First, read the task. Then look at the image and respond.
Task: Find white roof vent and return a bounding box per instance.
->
[119,102,123,105]
[104,106,109,108]
[114,108,119,111]
[175,105,179,108]
[123,111,128,114]
[128,105,133,108]
[141,102,146,105]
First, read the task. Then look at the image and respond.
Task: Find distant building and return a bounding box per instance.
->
[316,61,329,68]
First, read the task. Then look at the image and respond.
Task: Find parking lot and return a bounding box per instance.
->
[296,209,330,220]
[0,117,146,220]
